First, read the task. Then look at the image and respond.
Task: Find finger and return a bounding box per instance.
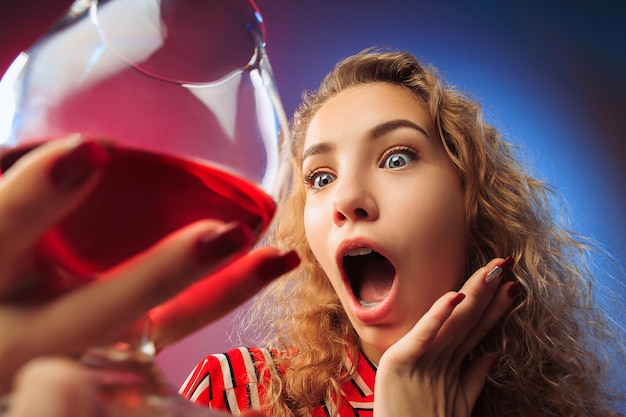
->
[456,257,515,360]
[0,136,109,294]
[7,357,103,417]
[433,257,514,360]
[456,280,519,356]
[150,247,300,350]
[25,220,255,356]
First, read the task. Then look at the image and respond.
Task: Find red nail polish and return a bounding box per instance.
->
[499,256,515,272]
[257,250,301,282]
[508,281,521,298]
[49,141,110,190]
[196,223,253,265]
[451,292,466,307]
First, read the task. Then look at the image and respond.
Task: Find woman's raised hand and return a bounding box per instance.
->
[373,257,518,417]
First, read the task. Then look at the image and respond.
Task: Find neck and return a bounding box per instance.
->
[360,343,383,367]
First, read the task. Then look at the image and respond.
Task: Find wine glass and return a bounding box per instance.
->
[0,0,290,415]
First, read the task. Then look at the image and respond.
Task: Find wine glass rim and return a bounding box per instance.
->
[90,0,266,85]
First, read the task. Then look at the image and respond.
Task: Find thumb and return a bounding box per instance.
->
[7,357,104,417]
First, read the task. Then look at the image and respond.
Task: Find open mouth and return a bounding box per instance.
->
[343,247,396,308]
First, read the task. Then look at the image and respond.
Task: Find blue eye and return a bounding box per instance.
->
[306,171,336,190]
[382,148,416,169]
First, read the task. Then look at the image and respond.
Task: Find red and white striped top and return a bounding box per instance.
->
[179,347,376,416]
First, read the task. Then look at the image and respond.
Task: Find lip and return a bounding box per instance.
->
[336,238,399,325]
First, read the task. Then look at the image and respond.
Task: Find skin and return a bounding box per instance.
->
[301,83,518,416]
[0,136,298,416]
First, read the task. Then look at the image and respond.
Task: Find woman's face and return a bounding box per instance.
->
[302,83,466,363]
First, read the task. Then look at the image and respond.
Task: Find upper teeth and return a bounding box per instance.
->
[345,247,373,256]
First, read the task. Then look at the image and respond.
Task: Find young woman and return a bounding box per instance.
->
[180,49,625,417]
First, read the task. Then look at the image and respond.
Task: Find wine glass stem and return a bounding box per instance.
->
[79,316,205,416]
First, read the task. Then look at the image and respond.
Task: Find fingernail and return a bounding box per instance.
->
[257,250,301,282]
[49,140,111,190]
[485,256,514,283]
[508,281,521,298]
[195,222,253,264]
[450,292,466,307]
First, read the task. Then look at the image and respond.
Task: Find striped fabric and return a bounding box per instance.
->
[179,347,376,416]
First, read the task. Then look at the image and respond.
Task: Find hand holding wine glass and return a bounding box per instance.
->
[0,136,300,413]
[1,0,294,415]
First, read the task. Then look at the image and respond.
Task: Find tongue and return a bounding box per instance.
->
[359,257,395,303]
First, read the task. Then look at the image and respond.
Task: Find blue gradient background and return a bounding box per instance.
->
[0,0,624,392]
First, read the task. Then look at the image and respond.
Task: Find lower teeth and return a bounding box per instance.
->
[359,300,379,308]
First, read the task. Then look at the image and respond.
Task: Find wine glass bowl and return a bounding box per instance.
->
[0,0,288,289]
[0,0,289,415]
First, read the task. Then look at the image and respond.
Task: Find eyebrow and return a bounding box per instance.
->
[301,118,430,163]
[370,119,430,139]
[301,142,335,163]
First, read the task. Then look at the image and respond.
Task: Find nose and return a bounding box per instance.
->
[332,176,379,225]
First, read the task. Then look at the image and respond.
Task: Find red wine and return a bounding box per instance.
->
[1,144,276,298]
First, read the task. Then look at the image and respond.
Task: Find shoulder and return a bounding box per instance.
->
[179,347,276,412]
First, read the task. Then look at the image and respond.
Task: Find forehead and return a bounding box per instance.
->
[304,82,433,149]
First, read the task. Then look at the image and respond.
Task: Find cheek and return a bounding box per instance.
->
[425,178,466,272]
[397,172,464,222]
[304,202,342,290]
[424,167,464,222]
[426,186,464,246]
[397,172,466,264]
[303,202,326,258]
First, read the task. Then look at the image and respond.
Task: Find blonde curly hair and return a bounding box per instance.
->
[240,48,625,417]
